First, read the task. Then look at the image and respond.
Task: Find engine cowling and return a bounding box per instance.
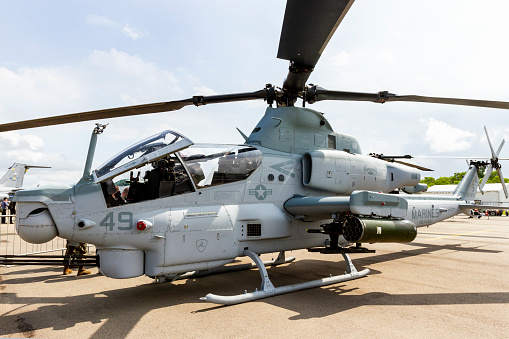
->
[401,183,428,194]
[302,150,420,194]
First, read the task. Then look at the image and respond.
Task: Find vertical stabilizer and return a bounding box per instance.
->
[0,163,27,189]
[452,164,479,201]
[0,163,51,190]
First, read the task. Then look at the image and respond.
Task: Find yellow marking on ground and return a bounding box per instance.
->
[425,230,492,240]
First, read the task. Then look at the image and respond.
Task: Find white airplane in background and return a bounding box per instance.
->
[0,163,50,198]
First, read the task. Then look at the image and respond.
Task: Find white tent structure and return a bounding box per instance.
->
[426,183,509,206]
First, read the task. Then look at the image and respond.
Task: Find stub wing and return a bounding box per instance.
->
[284,196,351,220]
[284,191,409,221]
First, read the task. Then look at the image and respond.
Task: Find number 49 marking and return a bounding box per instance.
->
[100,212,134,231]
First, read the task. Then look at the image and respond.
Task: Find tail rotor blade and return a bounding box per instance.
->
[484,126,497,159]
[479,164,493,193]
[495,139,505,158]
[496,168,508,199]
[483,126,507,197]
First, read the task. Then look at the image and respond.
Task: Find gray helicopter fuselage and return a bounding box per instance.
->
[15,149,326,278]
[14,106,423,279]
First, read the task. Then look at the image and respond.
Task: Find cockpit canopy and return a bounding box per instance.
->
[93,130,192,183]
[93,130,262,207]
[180,145,262,188]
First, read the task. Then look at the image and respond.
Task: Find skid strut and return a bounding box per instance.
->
[200,249,369,305]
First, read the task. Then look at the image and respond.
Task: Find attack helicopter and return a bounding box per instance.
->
[2,0,509,304]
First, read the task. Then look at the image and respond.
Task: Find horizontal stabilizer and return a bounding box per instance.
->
[460,204,509,212]
[25,165,51,169]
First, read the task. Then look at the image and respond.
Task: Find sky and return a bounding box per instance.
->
[1,0,509,188]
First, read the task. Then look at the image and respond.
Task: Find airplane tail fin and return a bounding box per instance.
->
[0,163,50,189]
[0,163,27,188]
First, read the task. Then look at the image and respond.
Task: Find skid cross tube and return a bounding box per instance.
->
[200,250,370,305]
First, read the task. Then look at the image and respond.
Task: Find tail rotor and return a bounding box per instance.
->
[480,126,508,198]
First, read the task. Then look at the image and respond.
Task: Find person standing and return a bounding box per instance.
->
[63,241,91,276]
[1,197,8,224]
[9,201,16,224]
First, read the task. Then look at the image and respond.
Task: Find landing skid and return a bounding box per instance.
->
[154,251,295,283]
[200,249,370,305]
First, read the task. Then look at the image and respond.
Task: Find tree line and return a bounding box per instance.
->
[420,168,509,187]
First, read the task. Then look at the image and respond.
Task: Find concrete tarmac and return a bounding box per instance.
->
[1,216,508,338]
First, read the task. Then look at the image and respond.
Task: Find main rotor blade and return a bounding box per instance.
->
[415,156,509,160]
[306,87,509,110]
[278,0,355,91]
[0,90,268,132]
[386,95,509,110]
[392,160,433,172]
[369,153,413,160]
[0,101,192,132]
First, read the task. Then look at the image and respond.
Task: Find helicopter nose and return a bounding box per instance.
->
[17,207,57,244]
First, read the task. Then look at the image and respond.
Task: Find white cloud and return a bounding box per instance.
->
[86,14,148,40]
[86,14,119,28]
[422,118,476,153]
[192,85,216,96]
[88,48,164,79]
[0,66,83,116]
[0,133,73,183]
[329,51,351,67]
[0,131,44,151]
[89,48,149,74]
[122,24,147,40]
[376,49,395,63]
[84,48,183,103]
[0,48,201,119]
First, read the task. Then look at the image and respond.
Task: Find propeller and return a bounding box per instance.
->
[368,153,433,172]
[1,0,509,134]
[479,126,508,198]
